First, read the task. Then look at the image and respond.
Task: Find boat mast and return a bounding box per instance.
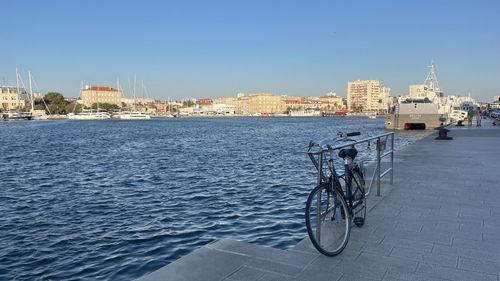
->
[117,78,121,112]
[15,68,20,111]
[28,71,34,112]
[31,74,51,114]
[133,75,137,111]
[94,84,99,113]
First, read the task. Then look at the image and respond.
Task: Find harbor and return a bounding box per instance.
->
[3,2,500,280]
[138,122,500,281]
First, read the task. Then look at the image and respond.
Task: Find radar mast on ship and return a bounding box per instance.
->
[423,60,443,98]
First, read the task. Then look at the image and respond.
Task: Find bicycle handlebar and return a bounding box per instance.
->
[308,131,361,152]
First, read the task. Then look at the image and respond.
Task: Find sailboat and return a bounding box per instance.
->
[2,111,32,120]
[27,71,51,120]
[2,69,33,121]
[115,76,151,120]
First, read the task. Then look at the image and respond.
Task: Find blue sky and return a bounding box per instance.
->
[2,0,499,101]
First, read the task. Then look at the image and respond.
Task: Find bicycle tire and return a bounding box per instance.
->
[305,184,350,256]
[351,166,366,227]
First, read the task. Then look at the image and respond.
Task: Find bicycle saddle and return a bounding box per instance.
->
[338,148,358,159]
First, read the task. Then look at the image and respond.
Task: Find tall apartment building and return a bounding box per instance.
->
[347,80,390,112]
[248,93,285,115]
[81,85,121,107]
[0,86,28,110]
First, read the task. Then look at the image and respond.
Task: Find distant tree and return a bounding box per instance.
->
[351,103,365,113]
[44,92,65,103]
[44,92,68,114]
[34,104,44,110]
[92,103,119,111]
[182,100,194,107]
[66,102,83,113]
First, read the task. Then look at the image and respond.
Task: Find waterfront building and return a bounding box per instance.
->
[319,92,342,103]
[319,92,344,110]
[213,96,238,107]
[81,85,121,107]
[409,84,443,100]
[198,98,213,106]
[248,93,285,115]
[178,107,195,116]
[409,84,427,99]
[283,96,307,110]
[0,86,29,111]
[347,80,390,112]
[121,98,155,106]
[200,104,236,115]
[236,95,249,115]
[154,101,168,112]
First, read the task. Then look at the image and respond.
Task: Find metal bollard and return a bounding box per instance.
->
[435,127,453,140]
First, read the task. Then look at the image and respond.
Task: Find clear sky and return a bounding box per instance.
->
[2,0,499,101]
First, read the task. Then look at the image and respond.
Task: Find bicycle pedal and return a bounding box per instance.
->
[353,217,364,227]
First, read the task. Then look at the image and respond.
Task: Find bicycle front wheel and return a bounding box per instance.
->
[305,184,350,256]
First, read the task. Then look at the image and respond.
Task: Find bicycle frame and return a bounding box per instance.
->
[309,132,395,197]
[307,148,342,191]
[308,136,366,219]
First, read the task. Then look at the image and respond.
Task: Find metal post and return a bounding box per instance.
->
[376,138,381,196]
[390,133,394,184]
[316,154,322,242]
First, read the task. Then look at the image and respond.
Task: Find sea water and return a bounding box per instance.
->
[0,117,429,280]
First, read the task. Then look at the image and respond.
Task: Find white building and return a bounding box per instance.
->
[200,104,236,115]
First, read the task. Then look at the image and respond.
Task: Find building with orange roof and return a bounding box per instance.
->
[81,85,122,107]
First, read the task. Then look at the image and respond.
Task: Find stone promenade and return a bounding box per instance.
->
[139,122,500,281]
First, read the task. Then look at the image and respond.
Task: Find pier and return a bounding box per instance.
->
[138,122,500,281]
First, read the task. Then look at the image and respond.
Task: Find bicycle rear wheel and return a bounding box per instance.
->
[305,184,350,256]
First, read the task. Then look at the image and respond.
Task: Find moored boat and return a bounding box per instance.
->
[67,111,111,120]
[2,111,33,121]
[114,111,151,119]
[385,62,449,130]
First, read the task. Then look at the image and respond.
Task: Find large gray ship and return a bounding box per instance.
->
[385,63,449,130]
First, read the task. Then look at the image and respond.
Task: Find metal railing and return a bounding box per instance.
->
[328,132,395,197]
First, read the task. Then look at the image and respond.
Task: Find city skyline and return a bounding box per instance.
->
[3,0,499,101]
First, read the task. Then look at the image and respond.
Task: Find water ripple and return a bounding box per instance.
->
[0,117,427,280]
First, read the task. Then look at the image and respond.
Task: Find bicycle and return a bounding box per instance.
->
[305,131,366,256]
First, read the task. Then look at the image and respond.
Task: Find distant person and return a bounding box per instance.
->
[467,109,474,126]
[476,108,482,127]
